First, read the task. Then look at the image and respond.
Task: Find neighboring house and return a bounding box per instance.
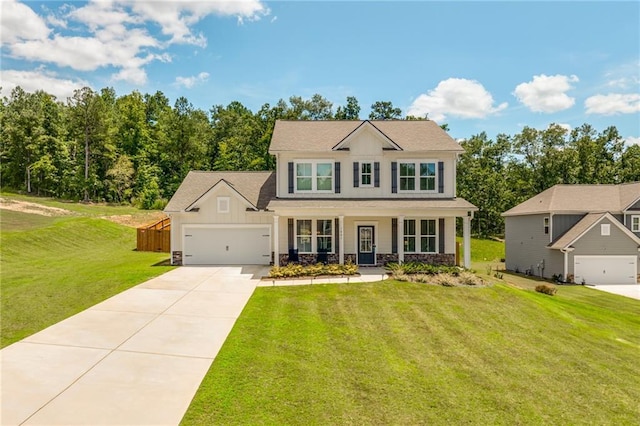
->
[164,120,477,268]
[503,183,640,285]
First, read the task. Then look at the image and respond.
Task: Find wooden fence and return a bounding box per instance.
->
[137,217,171,252]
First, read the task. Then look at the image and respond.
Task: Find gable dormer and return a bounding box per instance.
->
[332,121,402,154]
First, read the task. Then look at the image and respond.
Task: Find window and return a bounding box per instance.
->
[399,161,437,192]
[404,220,416,252]
[420,163,436,191]
[400,163,415,191]
[317,219,333,252]
[420,220,436,253]
[361,162,372,186]
[296,220,312,252]
[601,224,610,236]
[543,217,549,235]
[296,219,333,253]
[217,197,230,213]
[632,215,640,233]
[404,219,437,253]
[295,161,333,192]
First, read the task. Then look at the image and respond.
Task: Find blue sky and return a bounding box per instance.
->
[1,0,639,143]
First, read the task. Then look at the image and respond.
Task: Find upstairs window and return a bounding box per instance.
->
[399,161,437,192]
[295,161,333,192]
[632,215,640,232]
[543,217,549,235]
[361,162,373,186]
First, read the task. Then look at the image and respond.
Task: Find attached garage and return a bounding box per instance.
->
[574,255,637,285]
[183,225,271,265]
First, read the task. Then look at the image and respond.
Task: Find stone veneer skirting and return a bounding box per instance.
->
[172,251,183,266]
[277,252,455,267]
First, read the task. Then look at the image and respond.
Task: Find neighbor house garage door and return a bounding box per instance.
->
[183,225,271,265]
[574,255,637,285]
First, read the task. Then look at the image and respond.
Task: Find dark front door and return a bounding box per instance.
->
[358,226,375,265]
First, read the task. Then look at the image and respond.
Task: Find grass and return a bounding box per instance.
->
[0,194,173,347]
[182,281,640,425]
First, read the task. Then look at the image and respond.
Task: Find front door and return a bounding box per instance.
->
[358,226,375,265]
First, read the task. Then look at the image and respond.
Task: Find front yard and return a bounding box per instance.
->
[183,280,640,425]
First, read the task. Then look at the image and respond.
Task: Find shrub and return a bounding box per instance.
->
[268,262,359,279]
[434,273,458,287]
[535,284,557,296]
[458,271,483,286]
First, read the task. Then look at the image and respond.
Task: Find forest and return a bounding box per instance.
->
[2,86,639,236]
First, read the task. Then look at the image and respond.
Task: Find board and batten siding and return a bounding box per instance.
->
[505,214,563,278]
[567,218,640,277]
[552,215,584,240]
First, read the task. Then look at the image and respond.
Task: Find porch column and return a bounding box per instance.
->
[339,215,345,265]
[273,215,279,267]
[463,214,471,269]
[398,215,405,263]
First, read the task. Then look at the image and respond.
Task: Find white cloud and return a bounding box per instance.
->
[585,93,640,115]
[623,136,640,147]
[0,69,89,100]
[2,0,268,85]
[513,74,579,113]
[0,0,50,45]
[174,72,210,89]
[407,78,508,122]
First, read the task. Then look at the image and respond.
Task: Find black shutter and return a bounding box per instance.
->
[288,162,294,194]
[438,161,444,193]
[391,162,398,193]
[374,162,380,187]
[335,162,341,193]
[335,217,340,255]
[392,218,398,254]
[438,218,445,253]
[288,218,294,249]
[353,162,359,187]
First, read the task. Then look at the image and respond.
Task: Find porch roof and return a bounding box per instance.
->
[267,197,477,212]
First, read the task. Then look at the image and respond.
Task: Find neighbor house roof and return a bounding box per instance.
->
[267,198,477,211]
[164,171,276,212]
[502,182,640,217]
[269,120,464,153]
[548,212,640,250]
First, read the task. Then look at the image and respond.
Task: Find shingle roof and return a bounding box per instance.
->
[267,198,477,211]
[269,120,464,152]
[164,171,276,212]
[502,182,640,217]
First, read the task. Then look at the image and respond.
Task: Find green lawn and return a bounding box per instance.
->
[0,196,173,347]
[182,281,640,425]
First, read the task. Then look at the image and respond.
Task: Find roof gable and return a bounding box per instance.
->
[185,179,256,212]
[548,212,640,250]
[332,121,402,151]
[164,171,275,213]
[269,119,463,153]
[503,183,640,216]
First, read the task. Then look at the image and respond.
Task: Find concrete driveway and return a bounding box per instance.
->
[1,265,268,426]
[591,284,640,300]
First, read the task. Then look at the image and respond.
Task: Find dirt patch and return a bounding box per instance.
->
[0,197,74,217]
[102,212,167,228]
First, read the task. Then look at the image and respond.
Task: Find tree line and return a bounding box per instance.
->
[1,86,638,234]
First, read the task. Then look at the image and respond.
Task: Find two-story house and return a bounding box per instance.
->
[164,120,477,268]
[503,183,640,285]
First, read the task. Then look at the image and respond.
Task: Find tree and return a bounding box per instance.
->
[369,101,401,120]
[335,96,360,120]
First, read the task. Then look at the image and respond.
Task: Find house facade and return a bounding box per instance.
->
[503,183,640,285]
[165,120,477,268]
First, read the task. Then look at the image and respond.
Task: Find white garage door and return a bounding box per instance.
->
[574,255,637,285]
[183,226,271,265]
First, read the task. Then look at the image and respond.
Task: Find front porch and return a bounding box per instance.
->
[270,207,473,268]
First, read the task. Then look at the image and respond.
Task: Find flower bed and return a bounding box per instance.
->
[268,262,358,279]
